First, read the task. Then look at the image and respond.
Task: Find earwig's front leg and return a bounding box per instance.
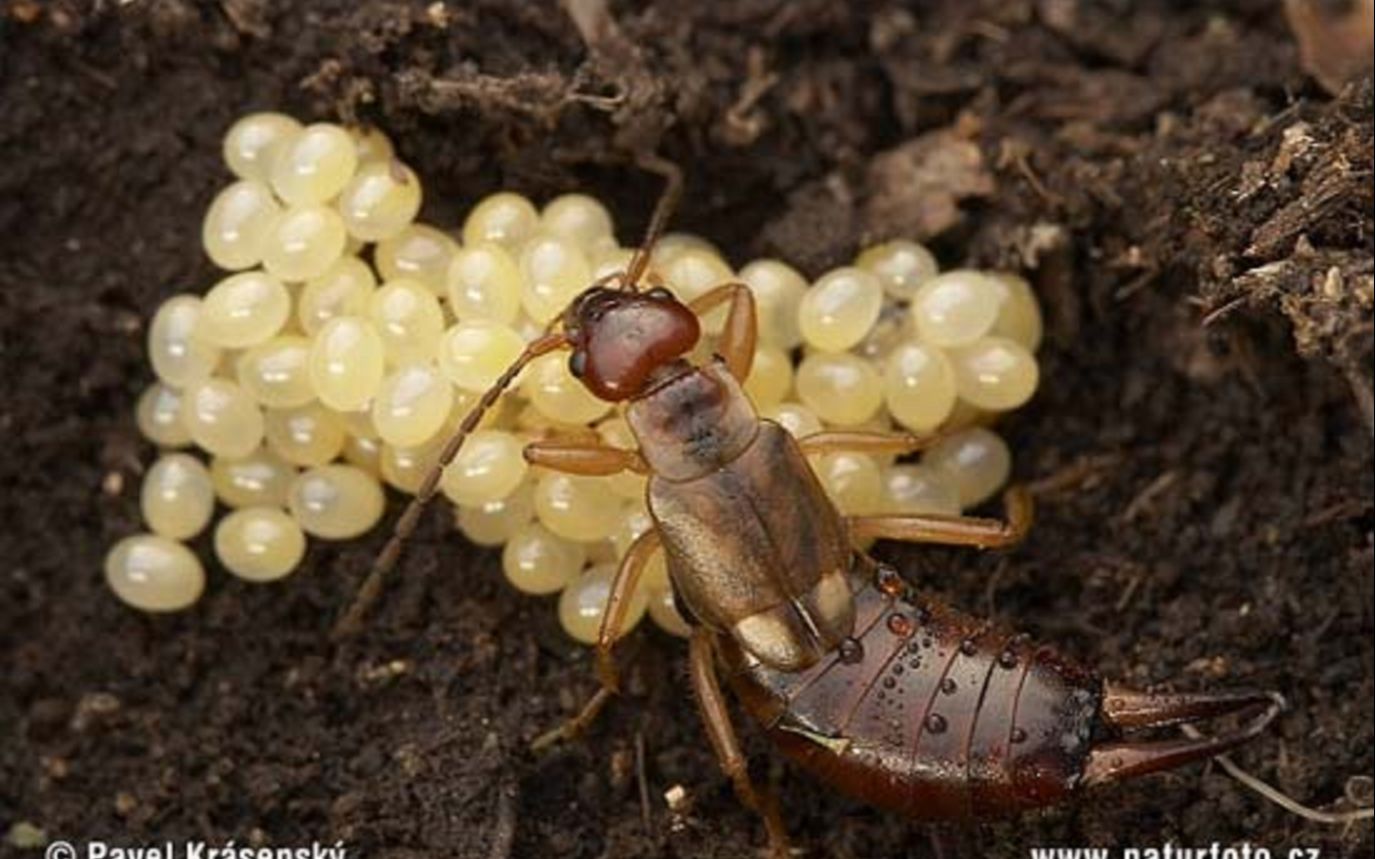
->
[847,486,1034,549]
[689,629,792,859]
[529,527,661,751]
[523,439,648,475]
[594,528,661,692]
[687,283,758,382]
[797,429,943,458]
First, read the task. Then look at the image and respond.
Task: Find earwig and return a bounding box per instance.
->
[334,159,1282,855]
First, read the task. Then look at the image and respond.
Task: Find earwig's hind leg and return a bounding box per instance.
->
[689,629,792,859]
[1083,686,1285,786]
[687,283,758,382]
[847,486,1034,550]
[798,429,943,458]
[523,439,648,476]
[530,530,661,751]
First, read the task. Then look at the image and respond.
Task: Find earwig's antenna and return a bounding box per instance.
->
[332,331,568,640]
[623,154,683,288]
[334,155,683,640]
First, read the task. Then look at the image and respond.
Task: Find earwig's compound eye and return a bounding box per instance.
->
[569,351,587,378]
[646,286,674,301]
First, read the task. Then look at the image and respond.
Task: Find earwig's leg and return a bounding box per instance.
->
[847,486,1034,549]
[594,528,662,691]
[530,532,661,751]
[523,439,648,476]
[687,283,758,382]
[689,630,792,859]
[798,429,943,458]
[529,686,616,754]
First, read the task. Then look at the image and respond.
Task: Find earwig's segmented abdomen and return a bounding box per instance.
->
[719,567,1103,820]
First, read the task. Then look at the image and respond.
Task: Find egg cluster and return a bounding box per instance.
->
[107,113,1043,646]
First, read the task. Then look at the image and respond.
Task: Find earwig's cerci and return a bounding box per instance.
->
[335,160,1282,855]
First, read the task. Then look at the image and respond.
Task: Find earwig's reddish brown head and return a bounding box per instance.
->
[562,285,701,401]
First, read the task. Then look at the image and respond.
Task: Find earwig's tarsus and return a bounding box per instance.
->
[529,685,617,754]
[331,332,568,640]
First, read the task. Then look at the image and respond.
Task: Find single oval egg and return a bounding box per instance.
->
[215,506,307,582]
[105,534,206,612]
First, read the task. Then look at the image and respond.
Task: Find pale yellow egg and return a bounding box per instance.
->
[437,320,527,393]
[372,363,455,447]
[855,239,939,301]
[923,427,1011,509]
[307,316,386,412]
[369,279,445,366]
[262,204,348,282]
[987,271,1043,351]
[223,112,302,182]
[502,522,588,596]
[534,472,620,542]
[202,180,282,271]
[288,464,385,540]
[947,336,1039,411]
[349,126,395,163]
[376,224,458,298]
[438,429,528,505]
[456,480,536,547]
[541,193,615,249]
[879,464,962,515]
[269,122,358,205]
[558,563,648,645]
[813,451,883,515]
[910,270,1003,347]
[762,402,823,438]
[197,271,291,349]
[739,258,807,349]
[462,191,539,249]
[523,351,611,425]
[795,352,883,427]
[337,160,422,242]
[298,257,377,335]
[519,233,592,323]
[140,453,215,540]
[180,377,264,458]
[883,341,957,433]
[446,242,523,324]
[148,295,221,388]
[236,335,315,408]
[214,506,307,582]
[135,382,192,448]
[742,344,794,409]
[105,534,205,612]
[264,402,348,466]
[210,447,297,508]
[798,266,884,352]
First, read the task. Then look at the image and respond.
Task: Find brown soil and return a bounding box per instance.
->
[2,2,1372,857]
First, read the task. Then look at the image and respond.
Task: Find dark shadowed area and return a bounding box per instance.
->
[1,1,1371,857]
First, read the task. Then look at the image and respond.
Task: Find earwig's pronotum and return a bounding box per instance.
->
[334,159,1283,854]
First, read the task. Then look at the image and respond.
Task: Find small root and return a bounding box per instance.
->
[1180,724,1375,825]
